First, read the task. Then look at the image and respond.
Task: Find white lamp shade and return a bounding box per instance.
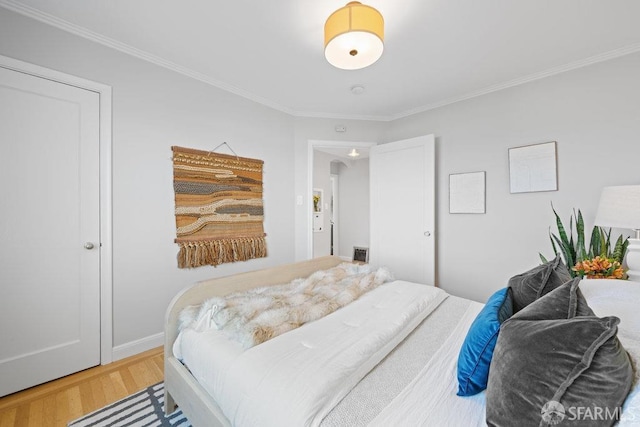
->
[595,185,640,282]
[594,185,640,230]
[324,2,384,70]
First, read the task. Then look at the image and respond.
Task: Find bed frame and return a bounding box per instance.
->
[164,255,344,427]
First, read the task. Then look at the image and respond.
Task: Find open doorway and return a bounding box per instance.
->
[309,140,376,260]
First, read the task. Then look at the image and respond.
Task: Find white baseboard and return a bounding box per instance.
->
[111,332,164,362]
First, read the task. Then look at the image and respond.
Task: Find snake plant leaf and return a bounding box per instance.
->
[612,234,629,263]
[575,209,587,262]
[552,233,576,277]
[569,239,576,266]
[589,226,600,259]
[569,215,575,246]
[550,228,559,256]
[539,253,549,264]
[552,205,572,252]
[568,215,577,263]
[599,228,608,258]
[605,228,612,258]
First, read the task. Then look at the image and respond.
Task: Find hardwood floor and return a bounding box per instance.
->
[0,347,164,427]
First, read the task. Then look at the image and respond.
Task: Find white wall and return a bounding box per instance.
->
[0,9,296,357]
[338,159,370,258]
[385,52,640,303]
[4,7,640,352]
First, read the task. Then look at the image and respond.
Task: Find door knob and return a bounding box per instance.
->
[84,242,95,250]
[424,231,431,237]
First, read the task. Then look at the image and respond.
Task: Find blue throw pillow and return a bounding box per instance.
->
[456,287,513,396]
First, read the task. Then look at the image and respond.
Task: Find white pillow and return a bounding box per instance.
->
[618,336,640,425]
[579,279,640,424]
[579,279,640,342]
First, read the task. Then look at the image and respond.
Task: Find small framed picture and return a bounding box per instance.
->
[313,188,323,212]
[508,141,558,193]
[353,246,369,263]
[449,171,486,214]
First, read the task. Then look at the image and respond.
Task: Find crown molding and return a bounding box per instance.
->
[389,42,640,121]
[293,110,389,122]
[3,0,640,123]
[0,0,297,116]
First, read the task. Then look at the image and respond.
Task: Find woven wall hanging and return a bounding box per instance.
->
[172,145,267,268]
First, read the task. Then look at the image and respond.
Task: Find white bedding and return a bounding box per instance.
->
[370,299,640,427]
[323,295,473,425]
[175,280,448,427]
[174,277,640,427]
[370,301,487,427]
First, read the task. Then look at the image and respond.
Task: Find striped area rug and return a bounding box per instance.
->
[68,382,190,427]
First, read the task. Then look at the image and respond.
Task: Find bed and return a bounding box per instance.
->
[164,255,640,426]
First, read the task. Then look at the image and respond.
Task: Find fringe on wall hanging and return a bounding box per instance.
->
[172,145,267,268]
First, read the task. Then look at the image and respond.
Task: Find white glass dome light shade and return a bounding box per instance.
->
[325,31,384,70]
[324,2,384,70]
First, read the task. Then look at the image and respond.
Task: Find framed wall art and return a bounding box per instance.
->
[508,141,558,193]
[313,188,323,212]
[449,171,486,214]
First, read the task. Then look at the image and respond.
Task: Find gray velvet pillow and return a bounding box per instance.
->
[486,280,633,427]
[512,278,594,320]
[508,255,572,313]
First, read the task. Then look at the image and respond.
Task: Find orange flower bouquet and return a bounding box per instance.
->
[541,205,629,280]
[572,256,626,279]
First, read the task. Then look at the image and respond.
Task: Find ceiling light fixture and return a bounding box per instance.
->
[324,2,384,71]
[348,148,360,158]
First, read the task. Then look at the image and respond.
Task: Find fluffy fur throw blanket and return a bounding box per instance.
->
[180,263,393,349]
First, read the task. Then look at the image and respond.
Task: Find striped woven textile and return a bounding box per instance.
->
[172,146,267,268]
[67,382,189,427]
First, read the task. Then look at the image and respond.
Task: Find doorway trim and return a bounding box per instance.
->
[329,173,339,257]
[0,54,114,364]
[307,140,377,259]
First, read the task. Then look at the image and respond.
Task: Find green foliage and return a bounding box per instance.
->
[540,204,629,278]
[612,235,629,263]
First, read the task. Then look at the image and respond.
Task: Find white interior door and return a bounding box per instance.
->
[0,66,101,396]
[370,135,435,285]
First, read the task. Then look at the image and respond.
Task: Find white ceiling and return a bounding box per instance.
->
[3,0,640,121]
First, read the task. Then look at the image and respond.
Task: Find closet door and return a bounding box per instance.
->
[370,134,435,285]
[0,65,101,396]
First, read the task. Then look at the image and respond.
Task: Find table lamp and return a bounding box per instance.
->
[594,185,640,281]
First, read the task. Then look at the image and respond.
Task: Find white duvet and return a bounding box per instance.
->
[175,280,448,427]
[370,302,487,427]
[371,288,640,427]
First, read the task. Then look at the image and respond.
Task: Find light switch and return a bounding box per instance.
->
[296,195,303,206]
